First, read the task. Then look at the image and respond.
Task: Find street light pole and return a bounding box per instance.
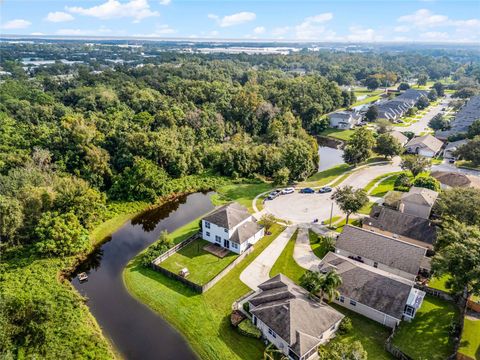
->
[329,202,333,228]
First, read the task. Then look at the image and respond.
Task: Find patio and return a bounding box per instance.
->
[203,243,231,258]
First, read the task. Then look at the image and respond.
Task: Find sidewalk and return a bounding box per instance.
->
[239,226,297,290]
[292,226,321,271]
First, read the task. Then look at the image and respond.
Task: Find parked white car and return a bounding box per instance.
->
[281,187,295,195]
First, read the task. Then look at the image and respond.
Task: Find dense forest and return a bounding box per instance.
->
[1,42,479,358]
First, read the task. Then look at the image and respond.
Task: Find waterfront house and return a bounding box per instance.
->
[249,274,344,360]
[201,202,264,254]
[328,111,361,129]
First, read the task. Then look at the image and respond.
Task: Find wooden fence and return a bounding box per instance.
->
[151,235,254,294]
[415,284,454,302]
[385,328,413,360]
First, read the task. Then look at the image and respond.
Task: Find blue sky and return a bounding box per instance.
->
[1,0,479,42]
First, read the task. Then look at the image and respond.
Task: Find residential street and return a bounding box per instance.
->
[393,95,450,135]
[239,226,297,290]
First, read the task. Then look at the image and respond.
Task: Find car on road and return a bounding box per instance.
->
[281,187,295,195]
[318,186,333,193]
[299,188,315,194]
[266,189,281,200]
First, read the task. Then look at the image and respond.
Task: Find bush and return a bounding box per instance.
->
[237,319,261,339]
[338,317,353,335]
[140,230,173,267]
[394,173,412,192]
[242,302,250,314]
[412,175,441,192]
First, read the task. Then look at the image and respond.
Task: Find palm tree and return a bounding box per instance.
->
[300,271,322,298]
[318,270,342,302]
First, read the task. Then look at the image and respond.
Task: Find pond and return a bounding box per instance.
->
[72,192,215,360]
[318,146,344,171]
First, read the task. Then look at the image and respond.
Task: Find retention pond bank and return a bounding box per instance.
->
[72,192,215,360]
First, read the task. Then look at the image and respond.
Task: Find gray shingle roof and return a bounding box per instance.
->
[230,220,262,244]
[336,225,426,275]
[202,202,251,229]
[390,131,409,145]
[319,252,414,319]
[405,134,444,153]
[365,206,436,248]
[401,186,438,207]
[436,95,480,138]
[250,274,344,357]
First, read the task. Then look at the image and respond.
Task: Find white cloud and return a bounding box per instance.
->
[56,26,112,36]
[209,11,256,27]
[253,26,265,34]
[159,0,171,4]
[45,11,74,23]
[294,12,334,39]
[398,9,449,27]
[136,24,176,36]
[66,0,159,23]
[1,19,31,30]
[31,32,45,36]
[346,26,382,42]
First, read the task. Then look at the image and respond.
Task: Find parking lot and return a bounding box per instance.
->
[264,191,342,224]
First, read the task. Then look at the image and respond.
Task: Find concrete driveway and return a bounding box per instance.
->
[240,226,297,290]
[264,159,401,224]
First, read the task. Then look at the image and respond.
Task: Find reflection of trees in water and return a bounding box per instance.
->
[131,195,188,232]
[78,246,105,274]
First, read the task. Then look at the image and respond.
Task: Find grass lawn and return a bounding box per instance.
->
[159,239,239,285]
[269,229,306,284]
[332,218,361,233]
[124,224,286,360]
[459,317,480,359]
[456,160,480,171]
[308,230,331,259]
[428,275,451,293]
[324,305,393,360]
[392,295,459,360]
[358,201,375,215]
[364,172,403,194]
[302,163,352,187]
[370,174,403,197]
[320,128,357,141]
[351,93,383,107]
[212,182,272,213]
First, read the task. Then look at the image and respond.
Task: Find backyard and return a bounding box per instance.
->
[212,182,273,213]
[392,295,459,360]
[124,224,286,360]
[319,128,357,141]
[159,239,239,285]
[459,316,480,360]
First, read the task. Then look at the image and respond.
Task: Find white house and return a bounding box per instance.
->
[443,139,469,159]
[405,134,444,158]
[201,202,264,254]
[319,252,426,328]
[249,274,344,360]
[328,111,361,129]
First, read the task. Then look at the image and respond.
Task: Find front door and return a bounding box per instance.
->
[223,239,230,249]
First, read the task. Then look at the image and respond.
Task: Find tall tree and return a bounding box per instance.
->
[433,187,480,226]
[375,133,403,159]
[433,82,445,96]
[365,105,379,122]
[343,128,375,165]
[331,186,368,223]
[400,155,431,177]
[318,270,343,302]
[455,136,480,166]
[0,195,23,244]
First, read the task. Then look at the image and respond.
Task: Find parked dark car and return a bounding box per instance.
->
[318,186,333,193]
[300,188,315,194]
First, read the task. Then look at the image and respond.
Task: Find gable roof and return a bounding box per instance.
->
[431,171,480,189]
[436,96,480,138]
[319,252,414,319]
[401,186,438,207]
[230,220,262,244]
[336,225,426,275]
[405,134,444,153]
[202,202,250,229]
[250,274,344,357]
[365,206,436,248]
[444,139,469,152]
[390,131,409,145]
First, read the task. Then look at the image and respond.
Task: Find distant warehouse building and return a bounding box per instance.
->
[436,95,480,139]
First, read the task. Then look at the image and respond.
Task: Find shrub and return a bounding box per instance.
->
[412,175,441,192]
[338,317,353,335]
[140,230,173,267]
[394,173,412,191]
[242,302,250,314]
[237,320,261,339]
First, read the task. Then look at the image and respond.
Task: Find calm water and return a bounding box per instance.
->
[318,146,344,171]
[72,192,215,360]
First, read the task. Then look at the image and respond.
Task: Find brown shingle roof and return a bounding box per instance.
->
[319,252,414,319]
[202,202,251,229]
[336,225,426,275]
[365,206,436,248]
[250,274,344,357]
[431,171,480,189]
[405,134,443,153]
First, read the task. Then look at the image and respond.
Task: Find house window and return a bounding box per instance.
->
[206,231,210,237]
[224,228,228,233]
[350,299,357,306]
[373,262,378,268]
[330,324,336,331]
[404,305,415,317]
[231,243,238,249]
[204,222,210,229]
[215,235,221,243]
[268,328,276,338]
[339,295,345,303]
